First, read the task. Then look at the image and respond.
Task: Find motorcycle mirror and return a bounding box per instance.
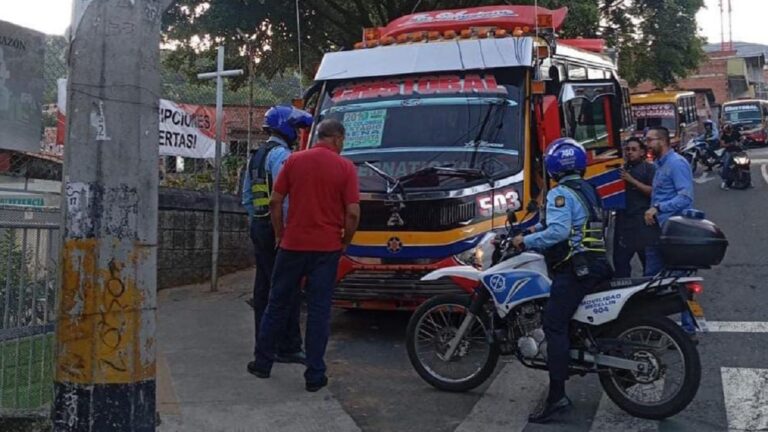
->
[506,209,518,225]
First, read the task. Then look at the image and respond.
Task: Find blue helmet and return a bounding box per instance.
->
[544,137,587,179]
[263,105,314,143]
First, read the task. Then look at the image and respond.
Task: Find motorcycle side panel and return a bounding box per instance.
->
[481,270,551,318]
[572,285,646,325]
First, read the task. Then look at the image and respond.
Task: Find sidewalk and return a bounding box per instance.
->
[156,269,361,432]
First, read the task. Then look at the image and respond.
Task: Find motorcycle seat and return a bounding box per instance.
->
[591,277,654,293]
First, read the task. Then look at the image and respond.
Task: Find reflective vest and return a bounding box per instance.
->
[248,142,279,219]
[544,179,606,268]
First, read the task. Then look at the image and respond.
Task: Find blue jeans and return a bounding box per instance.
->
[254,249,341,384]
[721,151,733,183]
[250,220,302,355]
[644,246,697,334]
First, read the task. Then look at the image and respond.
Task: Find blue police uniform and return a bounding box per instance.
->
[241,135,302,357]
[524,175,611,396]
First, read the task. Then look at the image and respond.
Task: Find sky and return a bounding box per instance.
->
[2,0,768,46]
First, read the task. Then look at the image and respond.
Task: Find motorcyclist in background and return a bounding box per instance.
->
[719,122,742,190]
[699,119,720,170]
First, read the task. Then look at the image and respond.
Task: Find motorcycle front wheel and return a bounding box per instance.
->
[406,294,499,392]
[598,315,701,420]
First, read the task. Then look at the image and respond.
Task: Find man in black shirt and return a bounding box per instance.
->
[719,122,742,190]
[614,137,658,277]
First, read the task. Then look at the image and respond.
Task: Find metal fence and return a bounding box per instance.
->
[0,205,60,416]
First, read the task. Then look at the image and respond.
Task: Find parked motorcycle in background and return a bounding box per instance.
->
[681,138,721,174]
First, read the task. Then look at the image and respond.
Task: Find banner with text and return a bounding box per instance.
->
[57,78,228,159]
[158,99,227,159]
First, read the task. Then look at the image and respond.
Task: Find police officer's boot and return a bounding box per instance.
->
[528,380,572,424]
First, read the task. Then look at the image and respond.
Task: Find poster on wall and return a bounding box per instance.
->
[0,20,45,152]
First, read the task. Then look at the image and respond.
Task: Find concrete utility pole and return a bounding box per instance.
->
[197,47,243,292]
[53,0,171,430]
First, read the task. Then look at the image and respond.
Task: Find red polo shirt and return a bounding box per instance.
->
[273,143,360,252]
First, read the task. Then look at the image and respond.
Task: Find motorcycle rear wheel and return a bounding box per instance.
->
[598,315,701,420]
[406,294,499,392]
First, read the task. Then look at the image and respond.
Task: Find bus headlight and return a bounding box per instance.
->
[455,234,496,270]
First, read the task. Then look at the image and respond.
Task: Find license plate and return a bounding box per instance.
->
[688,300,705,318]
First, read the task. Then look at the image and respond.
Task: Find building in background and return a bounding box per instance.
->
[633,42,768,123]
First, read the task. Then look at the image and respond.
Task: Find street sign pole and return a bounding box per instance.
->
[197,46,243,292]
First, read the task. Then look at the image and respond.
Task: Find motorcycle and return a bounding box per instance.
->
[406,208,706,420]
[722,144,752,190]
[681,138,720,173]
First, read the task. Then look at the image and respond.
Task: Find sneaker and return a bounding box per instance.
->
[275,351,306,365]
[528,396,572,424]
[305,376,328,392]
[247,361,270,379]
[720,181,730,190]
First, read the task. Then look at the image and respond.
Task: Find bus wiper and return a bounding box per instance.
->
[353,160,403,195]
[399,165,493,186]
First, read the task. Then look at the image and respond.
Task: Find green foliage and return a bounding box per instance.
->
[162,0,706,89]
[43,35,67,104]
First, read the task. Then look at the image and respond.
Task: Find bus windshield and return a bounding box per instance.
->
[723,104,762,127]
[314,74,524,192]
[633,103,678,136]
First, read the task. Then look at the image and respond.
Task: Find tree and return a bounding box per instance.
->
[162,0,705,89]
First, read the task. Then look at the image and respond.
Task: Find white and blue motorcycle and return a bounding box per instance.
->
[406,211,707,420]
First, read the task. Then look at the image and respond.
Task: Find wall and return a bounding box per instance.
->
[157,188,253,289]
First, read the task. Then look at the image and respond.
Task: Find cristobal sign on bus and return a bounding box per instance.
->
[301,5,634,310]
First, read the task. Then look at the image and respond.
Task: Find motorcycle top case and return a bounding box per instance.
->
[659,213,728,269]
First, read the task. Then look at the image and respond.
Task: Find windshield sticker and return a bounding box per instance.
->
[632,104,675,118]
[331,74,506,102]
[343,109,387,149]
[724,104,759,112]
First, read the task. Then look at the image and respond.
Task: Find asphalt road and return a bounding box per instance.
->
[323,147,768,432]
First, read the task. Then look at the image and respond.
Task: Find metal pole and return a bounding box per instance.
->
[211,46,224,293]
[247,41,254,151]
[296,0,303,96]
[53,0,165,429]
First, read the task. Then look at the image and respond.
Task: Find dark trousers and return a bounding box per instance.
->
[612,230,647,278]
[544,258,611,383]
[721,151,733,182]
[254,249,341,384]
[250,220,302,355]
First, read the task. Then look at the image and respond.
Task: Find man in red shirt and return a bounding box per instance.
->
[248,119,360,392]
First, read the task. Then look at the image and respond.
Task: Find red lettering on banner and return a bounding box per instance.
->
[416,76,439,95]
[331,74,505,102]
[438,76,462,93]
[463,74,486,93]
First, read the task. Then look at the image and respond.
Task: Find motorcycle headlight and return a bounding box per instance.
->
[733,156,750,165]
[455,233,496,270]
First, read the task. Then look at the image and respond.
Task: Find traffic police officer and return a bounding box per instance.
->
[242,105,313,364]
[511,138,612,424]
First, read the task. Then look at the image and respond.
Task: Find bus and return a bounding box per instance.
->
[302,5,632,310]
[630,91,699,149]
[721,99,768,146]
